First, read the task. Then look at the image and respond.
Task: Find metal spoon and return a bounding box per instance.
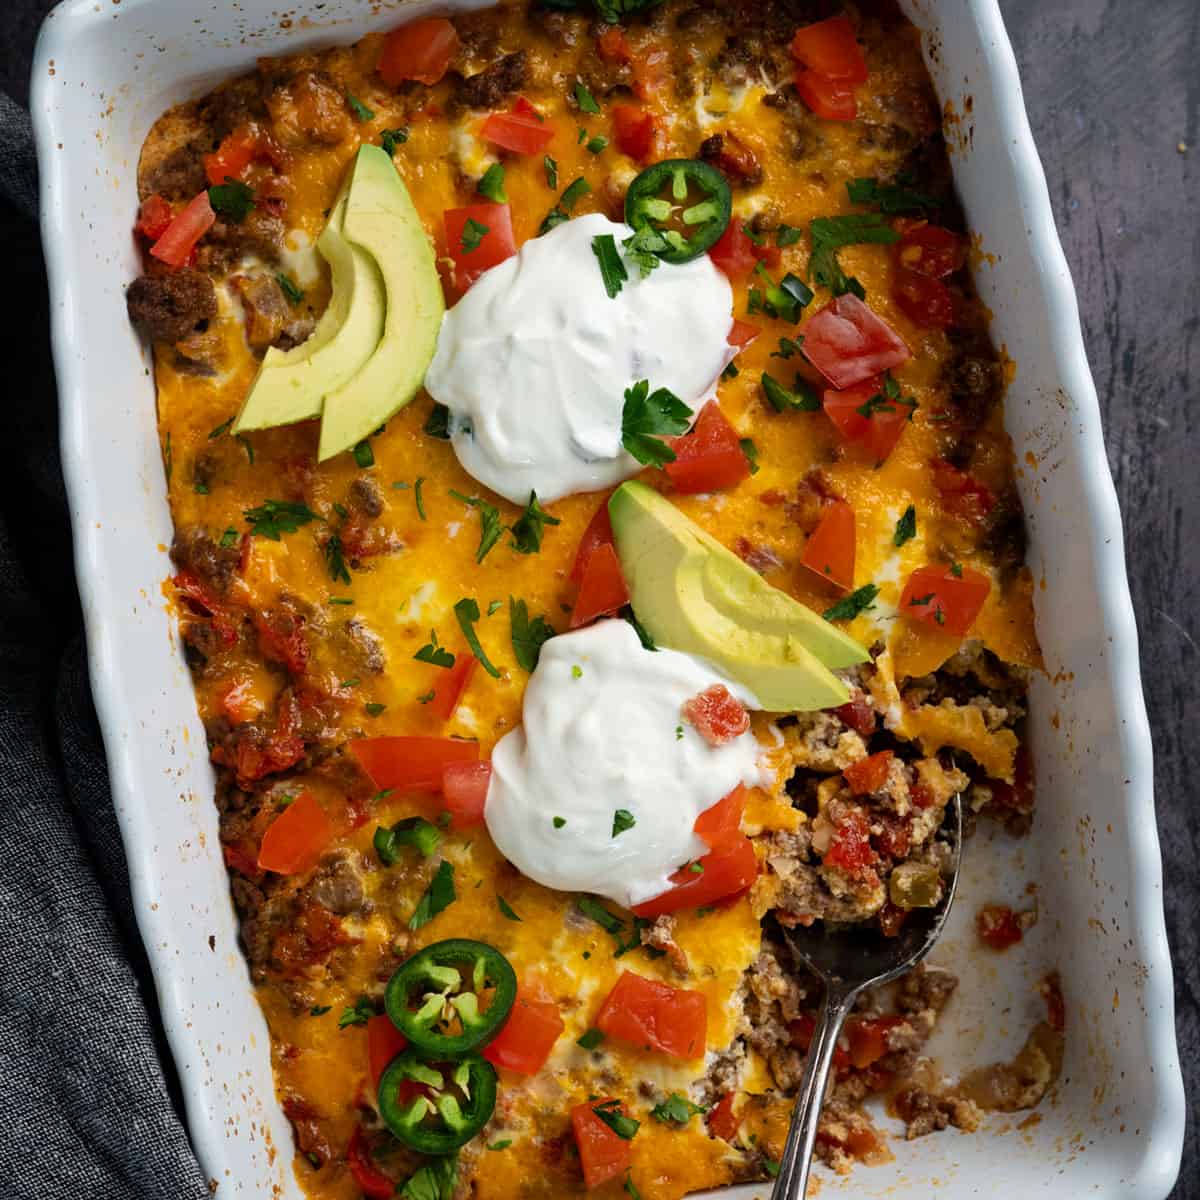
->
[769,793,963,1200]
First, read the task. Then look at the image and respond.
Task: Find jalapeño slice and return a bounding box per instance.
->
[624,159,733,264]
[378,1050,498,1154]
[384,938,517,1058]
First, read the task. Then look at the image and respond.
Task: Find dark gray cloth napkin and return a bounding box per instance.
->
[0,90,209,1200]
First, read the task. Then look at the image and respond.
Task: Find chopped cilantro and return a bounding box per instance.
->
[809,213,900,298]
[208,178,254,222]
[424,403,451,440]
[454,597,501,678]
[761,372,820,413]
[324,533,351,585]
[650,1094,707,1124]
[771,336,804,360]
[497,896,522,922]
[450,491,504,562]
[740,437,760,474]
[823,584,880,622]
[408,860,456,930]
[894,504,917,547]
[510,492,560,555]
[577,1028,605,1050]
[621,379,692,466]
[612,809,636,837]
[847,175,940,215]
[243,499,319,540]
[276,273,304,305]
[460,217,490,253]
[592,233,629,298]
[478,162,508,204]
[352,439,375,469]
[586,134,609,155]
[346,92,375,122]
[592,1100,639,1140]
[414,476,427,521]
[375,816,442,865]
[338,996,375,1028]
[381,127,409,155]
[574,81,601,114]
[544,155,559,189]
[208,417,234,440]
[553,816,567,829]
[510,598,556,671]
[414,630,455,669]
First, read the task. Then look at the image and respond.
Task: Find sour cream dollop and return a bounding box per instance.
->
[484,619,764,909]
[424,213,734,504]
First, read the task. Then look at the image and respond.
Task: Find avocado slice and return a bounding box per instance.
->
[608,482,869,712]
[232,194,386,434]
[318,145,445,461]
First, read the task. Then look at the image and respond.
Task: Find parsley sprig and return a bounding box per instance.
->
[510,492,561,554]
[823,584,880,622]
[243,499,319,540]
[808,214,900,299]
[455,598,501,678]
[509,598,556,671]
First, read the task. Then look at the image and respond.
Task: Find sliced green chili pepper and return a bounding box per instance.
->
[378,1050,498,1154]
[624,159,732,264]
[384,938,517,1059]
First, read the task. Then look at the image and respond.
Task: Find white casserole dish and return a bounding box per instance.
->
[30,1,1186,1196]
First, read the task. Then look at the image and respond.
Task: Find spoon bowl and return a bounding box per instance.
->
[769,792,964,1200]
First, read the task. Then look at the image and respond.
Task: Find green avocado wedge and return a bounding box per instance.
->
[608,482,869,712]
[318,145,445,461]
[232,194,385,434]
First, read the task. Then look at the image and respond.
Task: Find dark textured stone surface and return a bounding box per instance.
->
[1,0,1195,1194]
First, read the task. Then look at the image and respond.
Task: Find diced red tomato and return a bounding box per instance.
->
[378,17,460,87]
[570,501,615,586]
[791,1012,851,1071]
[707,1092,740,1142]
[611,102,656,162]
[253,611,309,675]
[366,1015,408,1088]
[135,194,174,241]
[976,903,1024,951]
[895,224,966,278]
[511,96,541,120]
[795,69,858,121]
[204,129,260,188]
[791,15,869,82]
[346,1127,395,1200]
[597,26,632,64]
[822,377,911,464]
[632,834,758,918]
[835,690,877,736]
[570,543,629,629]
[843,750,893,796]
[899,564,991,637]
[803,294,911,389]
[893,266,955,329]
[444,203,518,289]
[932,460,996,520]
[823,808,876,874]
[173,571,237,646]
[799,499,856,591]
[571,1100,633,1189]
[664,402,750,494]
[708,219,759,280]
[727,319,760,351]
[350,736,480,793]
[442,760,492,828]
[694,785,747,849]
[221,698,306,786]
[257,792,333,875]
[482,111,555,155]
[428,655,477,722]
[483,989,565,1075]
[222,842,259,877]
[595,971,707,1060]
[150,191,215,269]
[681,684,751,746]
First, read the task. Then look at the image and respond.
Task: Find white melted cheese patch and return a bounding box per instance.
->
[425,213,733,504]
[484,619,765,909]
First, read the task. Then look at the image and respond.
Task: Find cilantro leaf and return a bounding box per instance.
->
[594,0,663,22]
[414,629,455,669]
[510,492,561,555]
[450,491,505,563]
[375,817,442,865]
[381,127,409,155]
[208,178,254,222]
[577,1028,605,1050]
[497,896,522,922]
[276,274,304,305]
[592,1100,640,1140]
[324,532,351,585]
[753,263,813,322]
[346,92,374,122]
[650,1094,707,1124]
[424,403,451,440]
[460,217,490,253]
[809,213,900,298]
[243,499,320,540]
[847,175,941,215]
[612,809,636,837]
[621,380,692,466]
[478,162,508,204]
[592,233,629,299]
[409,860,456,930]
[740,437,760,474]
[574,80,601,114]
[823,584,880,622]
[894,504,917,547]
[338,996,375,1028]
[622,226,668,278]
[455,597,502,678]
[400,1155,459,1200]
[544,155,559,189]
[510,597,556,671]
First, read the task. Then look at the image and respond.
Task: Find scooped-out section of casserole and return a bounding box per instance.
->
[127,2,1063,1196]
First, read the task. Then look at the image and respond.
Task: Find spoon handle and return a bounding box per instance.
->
[769,983,859,1200]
